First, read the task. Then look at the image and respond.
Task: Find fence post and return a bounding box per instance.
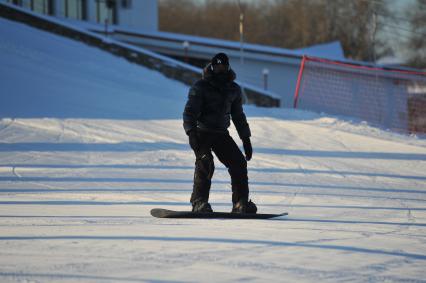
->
[293,55,307,108]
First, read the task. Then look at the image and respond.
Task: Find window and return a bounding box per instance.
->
[96,0,117,25]
[7,0,53,15]
[32,0,53,15]
[121,0,131,9]
[19,0,31,9]
[9,0,22,5]
[62,0,87,20]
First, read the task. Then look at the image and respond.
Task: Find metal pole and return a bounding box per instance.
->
[238,0,245,65]
[293,56,307,108]
[263,68,269,90]
[372,11,377,63]
[105,18,109,37]
[240,12,244,65]
[183,41,190,63]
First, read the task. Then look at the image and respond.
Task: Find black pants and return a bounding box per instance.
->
[191,131,249,205]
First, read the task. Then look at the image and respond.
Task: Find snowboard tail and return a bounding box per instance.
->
[150,208,287,219]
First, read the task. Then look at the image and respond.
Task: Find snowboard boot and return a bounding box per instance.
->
[192,200,213,213]
[232,199,257,214]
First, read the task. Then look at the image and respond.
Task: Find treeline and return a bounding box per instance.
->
[159,0,425,68]
[406,0,426,69]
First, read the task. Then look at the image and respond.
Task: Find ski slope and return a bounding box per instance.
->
[1,17,426,282]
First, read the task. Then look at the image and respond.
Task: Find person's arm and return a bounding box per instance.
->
[231,87,252,161]
[231,86,251,140]
[183,84,203,135]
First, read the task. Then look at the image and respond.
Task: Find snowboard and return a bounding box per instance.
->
[150,208,287,219]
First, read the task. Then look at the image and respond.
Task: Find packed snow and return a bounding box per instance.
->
[1,17,426,283]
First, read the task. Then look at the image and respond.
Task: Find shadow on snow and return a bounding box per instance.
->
[0,142,425,161]
[1,163,426,181]
[0,235,425,261]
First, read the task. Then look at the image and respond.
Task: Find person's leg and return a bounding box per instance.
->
[190,131,215,209]
[211,133,248,204]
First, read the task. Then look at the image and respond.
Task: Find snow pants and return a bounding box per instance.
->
[190,131,249,205]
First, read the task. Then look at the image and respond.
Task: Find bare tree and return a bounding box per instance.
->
[407,0,426,68]
[159,0,393,62]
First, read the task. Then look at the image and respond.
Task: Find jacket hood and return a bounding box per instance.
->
[202,63,236,84]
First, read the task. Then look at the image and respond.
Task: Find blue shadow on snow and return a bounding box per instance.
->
[0,235,425,261]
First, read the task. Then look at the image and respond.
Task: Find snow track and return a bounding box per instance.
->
[1,16,426,282]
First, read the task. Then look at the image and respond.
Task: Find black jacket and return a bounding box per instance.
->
[183,64,251,139]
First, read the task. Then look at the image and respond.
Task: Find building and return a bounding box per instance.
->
[2,0,158,31]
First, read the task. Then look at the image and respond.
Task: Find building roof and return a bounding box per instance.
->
[61,17,346,61]
[294,41,345,61]
[112,27,347,61]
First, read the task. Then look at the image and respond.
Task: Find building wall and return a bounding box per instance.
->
[118,0,157,31]
[85,0,158,30]
[229,57,300,107]
[86,0,96,23]
[2,0,158,31]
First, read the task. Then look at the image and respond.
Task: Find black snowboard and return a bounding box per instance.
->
[150,208,287,219]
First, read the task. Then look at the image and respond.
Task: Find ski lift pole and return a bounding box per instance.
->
[238,0,245,65]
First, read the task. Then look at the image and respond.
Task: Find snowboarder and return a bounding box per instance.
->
[183,52,257,214]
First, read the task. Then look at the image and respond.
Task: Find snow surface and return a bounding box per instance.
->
[1,17,426,283]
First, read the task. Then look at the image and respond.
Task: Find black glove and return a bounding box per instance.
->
[242,137,252,161]
[188,130,200,152]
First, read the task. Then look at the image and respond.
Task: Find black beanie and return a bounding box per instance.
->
[211,53,229,66]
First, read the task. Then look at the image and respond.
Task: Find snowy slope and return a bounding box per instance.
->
[1,17,426,283]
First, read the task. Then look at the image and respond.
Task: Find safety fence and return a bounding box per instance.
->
[293,56,426,134]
